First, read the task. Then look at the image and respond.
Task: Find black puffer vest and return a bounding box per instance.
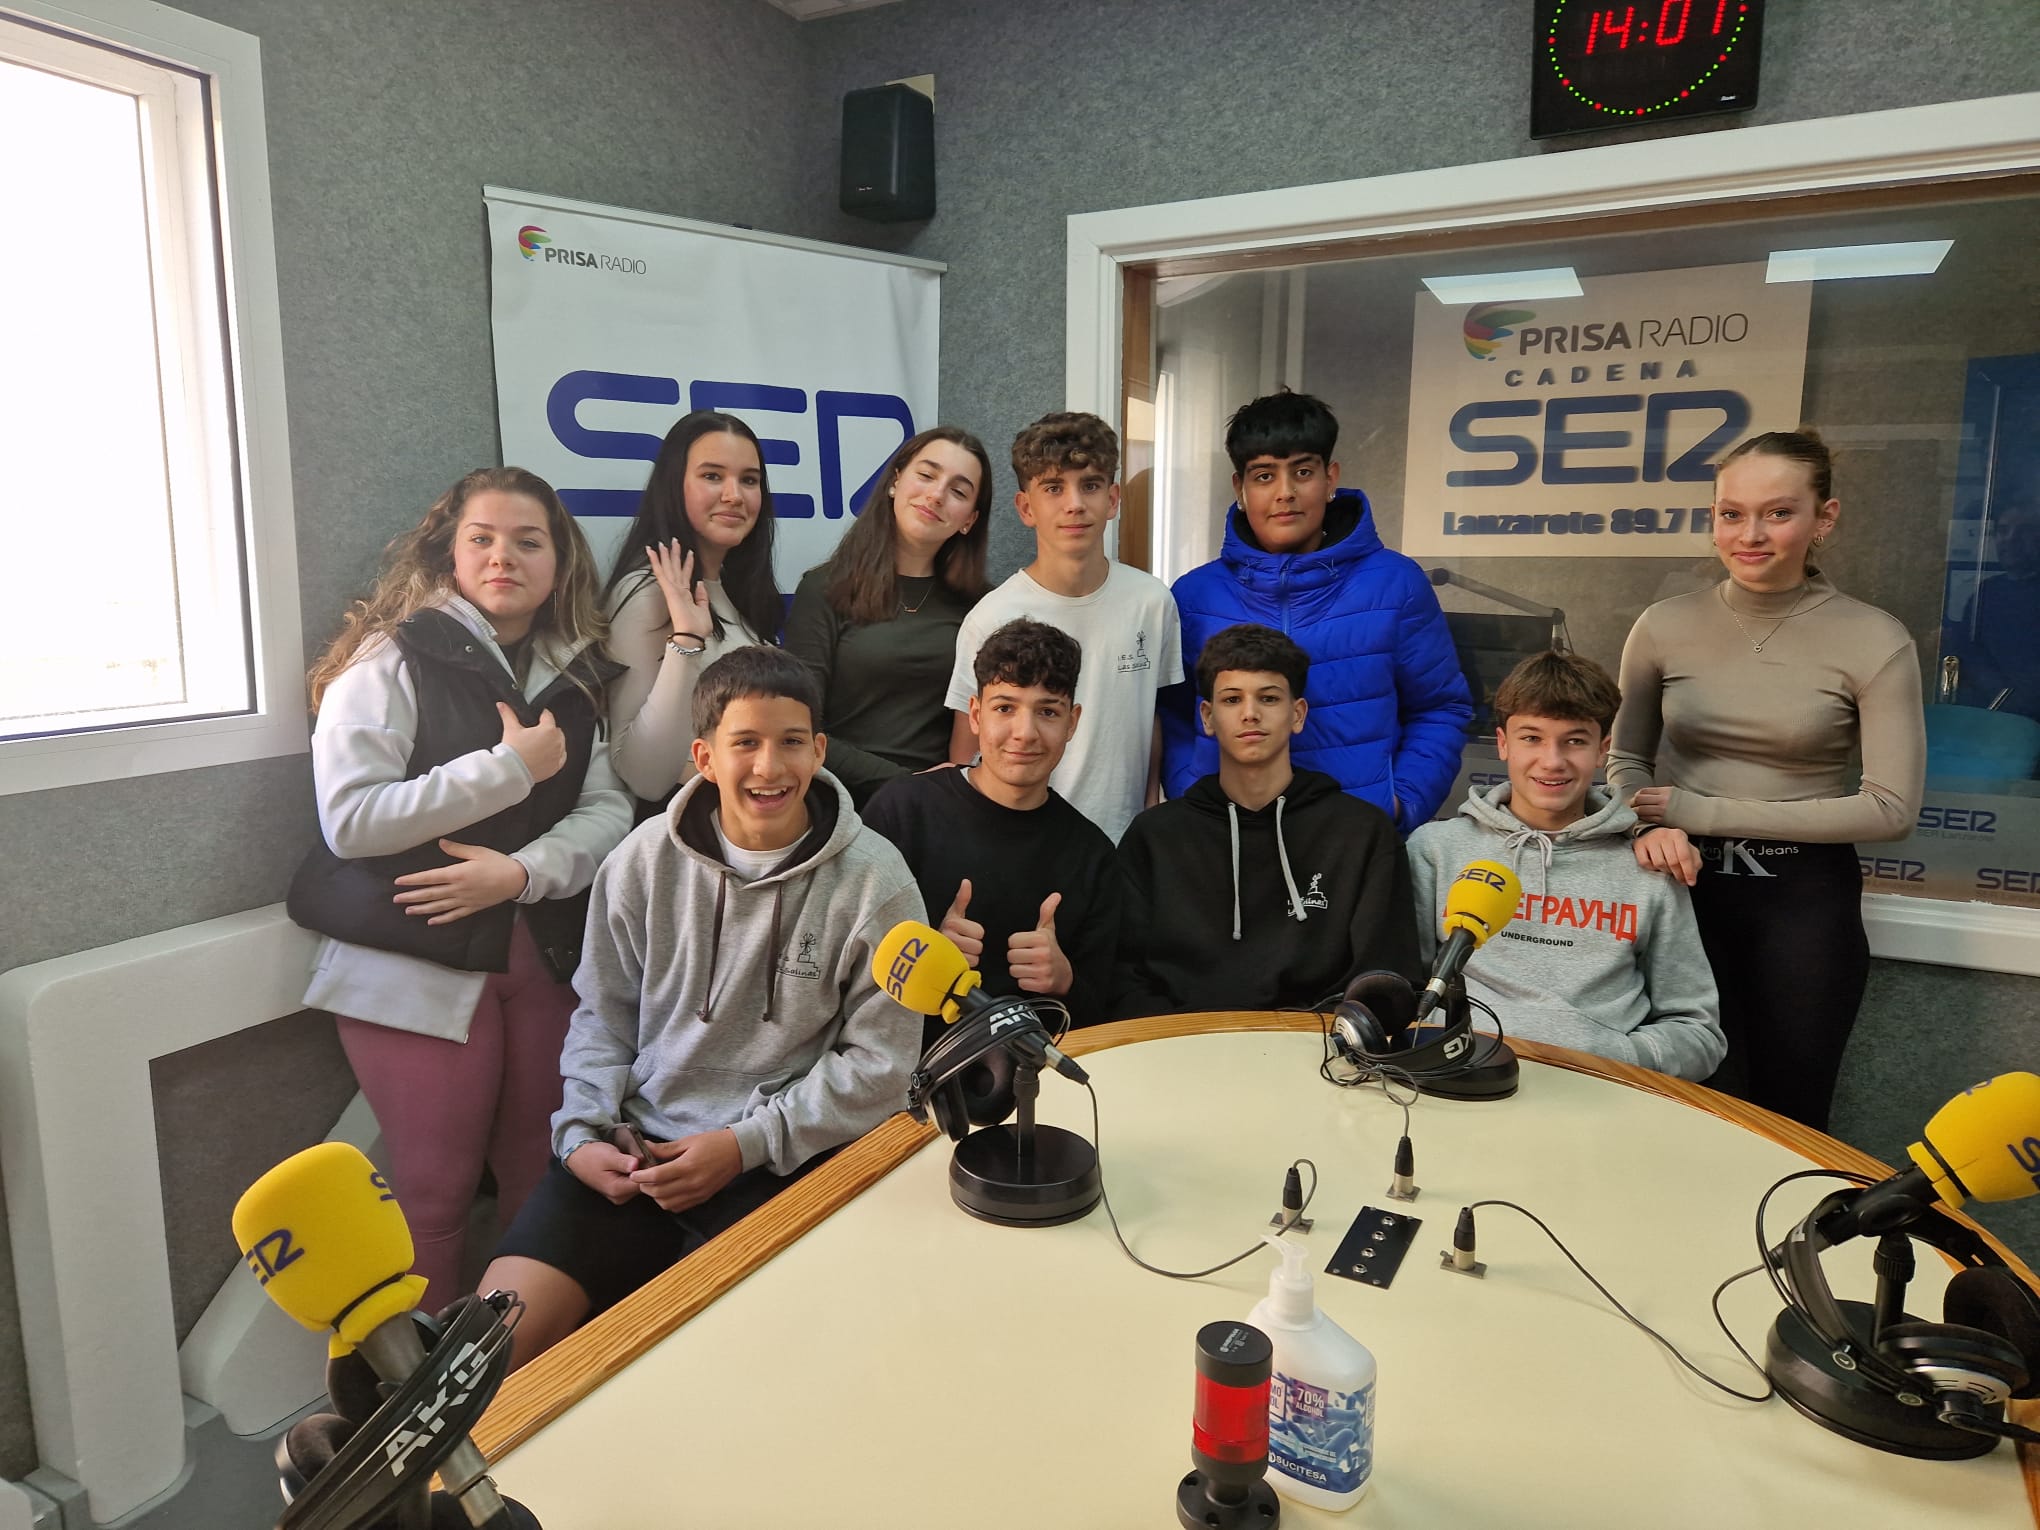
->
[287,609,622,982]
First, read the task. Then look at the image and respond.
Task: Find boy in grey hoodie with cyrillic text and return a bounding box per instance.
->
[1407,652,1723,1081]
[485,647,925,1366]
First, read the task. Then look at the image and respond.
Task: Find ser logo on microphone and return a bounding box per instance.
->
[885,937,929,1002]
[243,1228,305,1286]
[1457,866,1510,892]
[2011,1137,2040,1196]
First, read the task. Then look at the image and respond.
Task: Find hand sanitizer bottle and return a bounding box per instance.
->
[1247,1233,1377,1510]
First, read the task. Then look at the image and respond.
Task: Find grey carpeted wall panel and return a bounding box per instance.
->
[150,1012,358,1342]
[0,0,825,1480]
[1840,962,2040,1263]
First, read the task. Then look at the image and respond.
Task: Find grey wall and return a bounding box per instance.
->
[2,0,2037,1489]
[0,0,829,1479]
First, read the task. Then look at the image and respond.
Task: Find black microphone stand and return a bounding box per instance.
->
[948,1045,1101,1227]
[1869,1230,1915,1342]
[1766,1199,1996,1460]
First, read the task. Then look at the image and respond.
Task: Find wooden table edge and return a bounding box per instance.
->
[473,1011,2038,1518]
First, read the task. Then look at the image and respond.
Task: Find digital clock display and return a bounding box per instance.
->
[1531,0,1765,139]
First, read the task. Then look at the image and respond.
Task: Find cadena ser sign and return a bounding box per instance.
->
[486,187,940,590]
[1402,262,1810,559]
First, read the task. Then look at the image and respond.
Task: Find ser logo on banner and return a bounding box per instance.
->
[1403,263,1810,559]
[487,190,941,588]
[544,370,914,524]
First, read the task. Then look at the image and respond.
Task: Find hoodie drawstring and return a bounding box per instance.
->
[1502,823,1555,899]
[1274,794,1307,923]
[761,884,783,1024]
[696,875,728,1022]
[693,876,785,1024]
[1227,796,1309,938]
[1228,803,1242,941]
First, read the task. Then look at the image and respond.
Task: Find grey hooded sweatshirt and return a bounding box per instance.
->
[1406,782,1725,1081]
[552,768,926,1173]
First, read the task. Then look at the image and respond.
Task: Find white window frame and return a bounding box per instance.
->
[0,0,301,794]
[1066,92,2040,977]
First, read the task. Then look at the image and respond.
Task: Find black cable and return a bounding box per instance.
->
[1463,990,1507,1049]
[1299,1002,1422,1132]
[1083,1081,1317,1280]
[1754,1167,1874,1313]
[1465,1199,1775,1402]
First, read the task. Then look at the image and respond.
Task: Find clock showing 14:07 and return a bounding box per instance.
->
[1531,0,1766,139]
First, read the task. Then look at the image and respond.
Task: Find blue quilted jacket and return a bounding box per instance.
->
[1161,489,1472,833]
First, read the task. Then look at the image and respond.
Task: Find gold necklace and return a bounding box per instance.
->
[898,575,935,615]
[1719,581,1810,653]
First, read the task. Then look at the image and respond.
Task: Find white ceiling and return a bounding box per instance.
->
[761,0,908,19]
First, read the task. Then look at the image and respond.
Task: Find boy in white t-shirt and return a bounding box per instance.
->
[945,412,1183,842]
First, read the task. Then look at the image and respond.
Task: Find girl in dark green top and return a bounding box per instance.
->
[787,427,993,806]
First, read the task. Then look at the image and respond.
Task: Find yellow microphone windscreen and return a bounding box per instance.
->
[1441,860,1523,946]
[871,919,979,1021]
[232,1141,427,1355]
[1907,1071,2040,1209]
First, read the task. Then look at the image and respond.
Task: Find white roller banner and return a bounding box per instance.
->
[486,187,941,586]
[1402,262,1809,559]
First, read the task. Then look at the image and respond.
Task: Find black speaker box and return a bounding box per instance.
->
[840,83,935,223]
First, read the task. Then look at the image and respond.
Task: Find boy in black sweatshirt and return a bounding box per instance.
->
[864,618,1119,1047]
[1114,624,1418,1017]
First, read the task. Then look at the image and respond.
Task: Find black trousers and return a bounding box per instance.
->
[497,1147,832,1316]
[1687,836,1868,1134]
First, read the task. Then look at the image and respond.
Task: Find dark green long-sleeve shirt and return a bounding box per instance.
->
[785,565,977,807]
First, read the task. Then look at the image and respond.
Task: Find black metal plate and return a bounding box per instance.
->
[1325,1205,1422,1289]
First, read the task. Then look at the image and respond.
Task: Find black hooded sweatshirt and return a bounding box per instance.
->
[1113,768,1420,1018]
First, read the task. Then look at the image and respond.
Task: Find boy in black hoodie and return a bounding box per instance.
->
[1114,624,1419,1017]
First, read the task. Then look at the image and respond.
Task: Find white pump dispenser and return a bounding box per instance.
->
[1247,1233,1377,1510]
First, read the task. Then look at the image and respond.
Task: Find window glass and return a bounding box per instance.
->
[0,56,192,729]
[0,18,259,757]
[1150,182,2040,910]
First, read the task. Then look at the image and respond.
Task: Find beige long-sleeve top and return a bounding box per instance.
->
[1606,575,1925,844]
[604,574,766,802]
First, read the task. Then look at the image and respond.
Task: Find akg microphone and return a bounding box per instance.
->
[1412,860,1522,1024]
[234,1143,515,1529]
[1812,1071,2040,1246]
[873,920,1089,1084]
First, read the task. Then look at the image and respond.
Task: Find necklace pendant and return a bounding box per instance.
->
[1752,641,1764,653]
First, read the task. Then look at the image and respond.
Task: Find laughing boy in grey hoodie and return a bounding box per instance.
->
[1407,651,1723,1081]
[484,647,925,1366]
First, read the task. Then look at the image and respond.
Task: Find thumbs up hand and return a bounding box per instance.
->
[940,878,985,966]
[1007,891,1070,995]
[498,702,566,783]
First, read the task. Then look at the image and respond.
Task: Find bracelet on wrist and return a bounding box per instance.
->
[666,632,707,657]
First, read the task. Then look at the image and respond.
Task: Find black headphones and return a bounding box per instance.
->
[275,1293,538,1530]
[1771,1189,2040,1457]
[906,994,1046,1141]
[1328,969,1520,1102]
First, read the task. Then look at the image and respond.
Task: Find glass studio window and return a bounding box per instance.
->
[1134,177,2040,913]
[0,5,300,795]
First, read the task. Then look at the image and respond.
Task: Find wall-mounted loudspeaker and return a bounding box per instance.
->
[841,83,934,223]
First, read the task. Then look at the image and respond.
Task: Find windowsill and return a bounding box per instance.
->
[0,708,308,796]
[1862,892,2040,979]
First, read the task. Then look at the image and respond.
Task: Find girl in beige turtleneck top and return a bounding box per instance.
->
[1606,431,1925,1132]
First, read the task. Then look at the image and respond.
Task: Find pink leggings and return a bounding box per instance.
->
[336,919,575,1311]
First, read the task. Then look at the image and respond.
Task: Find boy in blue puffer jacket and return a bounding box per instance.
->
[1161,391,1471,833]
